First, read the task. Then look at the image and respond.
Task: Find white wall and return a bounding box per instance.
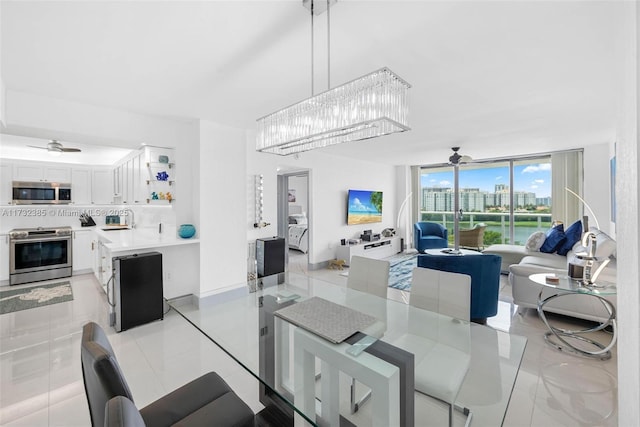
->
[197,120,247,298]
[583,143,613,235]
[616,1,640,424]
[246,134,397,267]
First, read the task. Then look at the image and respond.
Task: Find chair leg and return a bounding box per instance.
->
[448,403,454,427]
[350,378,372,414]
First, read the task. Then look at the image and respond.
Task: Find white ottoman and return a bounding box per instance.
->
[482,244,528,273]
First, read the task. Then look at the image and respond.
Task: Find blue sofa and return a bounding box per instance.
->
[417,253,502,323]
[414,222,448,252]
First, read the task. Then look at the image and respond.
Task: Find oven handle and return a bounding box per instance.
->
[11,235,72,244]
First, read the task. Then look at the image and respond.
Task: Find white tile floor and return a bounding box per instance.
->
[0,251,617,426]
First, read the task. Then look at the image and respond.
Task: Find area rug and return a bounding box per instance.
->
[388,254,418,291]
[0,281,73,315]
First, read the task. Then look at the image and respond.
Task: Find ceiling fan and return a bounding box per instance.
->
[448,146,473,166]
[27,140,81,154]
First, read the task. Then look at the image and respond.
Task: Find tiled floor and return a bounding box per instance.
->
[0,251,617,426]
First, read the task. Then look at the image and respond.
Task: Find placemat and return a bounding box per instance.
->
[274,296,377,344]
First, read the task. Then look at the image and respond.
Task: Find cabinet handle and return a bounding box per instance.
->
[92,242,95,250]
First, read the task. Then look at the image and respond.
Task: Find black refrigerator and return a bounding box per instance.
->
[111,252,164,332]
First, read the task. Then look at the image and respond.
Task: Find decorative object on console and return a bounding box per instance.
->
[178,224,196,239]
[158,155,169,164]
[381,228,396,237]
[156,171,169,181]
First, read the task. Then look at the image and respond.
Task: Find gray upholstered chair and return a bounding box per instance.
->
[458,223,487,250]
[81,322,255,427]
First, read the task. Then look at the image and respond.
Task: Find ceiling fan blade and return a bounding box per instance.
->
[27,145,48,150]
[61,148,81,152]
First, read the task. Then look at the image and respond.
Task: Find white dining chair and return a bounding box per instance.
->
[346,255,390,413]
[396,267,472,427]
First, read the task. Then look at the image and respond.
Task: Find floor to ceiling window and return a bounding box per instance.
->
[419,155,552,245]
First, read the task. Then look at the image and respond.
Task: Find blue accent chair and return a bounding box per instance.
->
[417,253,502,323]
[414,222,448,252]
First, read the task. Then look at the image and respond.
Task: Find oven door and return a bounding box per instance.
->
[10,236,73,274]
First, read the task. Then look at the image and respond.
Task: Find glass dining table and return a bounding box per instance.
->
[168,272,527,427]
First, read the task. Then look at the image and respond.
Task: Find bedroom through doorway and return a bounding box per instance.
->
[279,171,310,273]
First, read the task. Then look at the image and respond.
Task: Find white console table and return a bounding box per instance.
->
[336,237,401,266]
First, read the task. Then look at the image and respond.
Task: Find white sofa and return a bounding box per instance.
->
[509,252,616,323]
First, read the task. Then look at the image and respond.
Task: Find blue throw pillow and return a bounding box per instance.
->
[540,223,566,253]
[557,220,583,255]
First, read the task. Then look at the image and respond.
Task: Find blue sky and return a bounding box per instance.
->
[420,163,551,197]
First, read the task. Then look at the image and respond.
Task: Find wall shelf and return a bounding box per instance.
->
[146,180,175,186]
[147,162,174,169]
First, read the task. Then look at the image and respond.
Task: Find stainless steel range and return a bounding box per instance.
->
[9,226,73,285]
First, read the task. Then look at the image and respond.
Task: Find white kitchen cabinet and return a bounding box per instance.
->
[92,168,113,204]
[13,162,71,182]
[72,230,94,272]
[0,234,9,282]
[44,166,71,182]
[93,239,113,292]
[113,166,121,198]
[0,162,12,205]
[71,168,92,204]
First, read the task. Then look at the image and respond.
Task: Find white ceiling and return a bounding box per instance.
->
[0,134,134,165]
[0,1,621,166]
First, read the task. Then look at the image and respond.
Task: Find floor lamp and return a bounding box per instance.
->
[396,192,412,252]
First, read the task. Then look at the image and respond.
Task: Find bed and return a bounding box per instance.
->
[288,212,308,253]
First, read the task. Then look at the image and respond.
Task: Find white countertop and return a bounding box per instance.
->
[94,226,199,253]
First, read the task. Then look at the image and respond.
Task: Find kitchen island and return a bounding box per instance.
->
[93,226,199,300]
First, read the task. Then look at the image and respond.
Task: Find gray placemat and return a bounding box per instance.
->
[274,296,377,344]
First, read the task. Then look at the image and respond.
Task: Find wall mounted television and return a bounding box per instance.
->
[347,189,383,225]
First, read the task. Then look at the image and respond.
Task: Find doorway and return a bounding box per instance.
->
[277,171,310,273]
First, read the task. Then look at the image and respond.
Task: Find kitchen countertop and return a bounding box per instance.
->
[94,227,200,253]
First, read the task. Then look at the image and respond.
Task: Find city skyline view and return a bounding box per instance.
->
[420,163,552,198]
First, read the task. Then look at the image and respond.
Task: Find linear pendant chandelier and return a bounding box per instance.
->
[256,2,411,156]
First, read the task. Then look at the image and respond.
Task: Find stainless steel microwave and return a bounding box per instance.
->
[12,181,72,204]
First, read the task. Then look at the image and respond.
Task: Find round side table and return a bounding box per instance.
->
[529,273,617,360]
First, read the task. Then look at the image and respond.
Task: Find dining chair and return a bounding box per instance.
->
[81,322,255,427]
[346,255,390,413]
[395,267,472,427]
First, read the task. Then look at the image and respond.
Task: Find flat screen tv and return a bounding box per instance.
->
[347,189,383,225]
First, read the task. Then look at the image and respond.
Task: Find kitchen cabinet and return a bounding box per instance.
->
[13,162,71,182]
[93,238,112,292]
[113,166,122,199]
[71,167,92,204]
[0,162,12,205]
[0,234,9,282]
[72,230,93,272]
[92,168,113,204]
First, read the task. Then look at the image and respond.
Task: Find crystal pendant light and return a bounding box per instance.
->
[256,2,411,156]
